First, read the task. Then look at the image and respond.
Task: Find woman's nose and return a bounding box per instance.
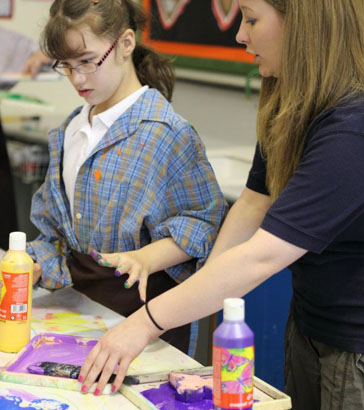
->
[236,20,249,46]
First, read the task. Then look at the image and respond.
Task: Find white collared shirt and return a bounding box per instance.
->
[63,85,148,218]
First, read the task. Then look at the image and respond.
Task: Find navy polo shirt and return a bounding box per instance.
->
[247,95,364,352]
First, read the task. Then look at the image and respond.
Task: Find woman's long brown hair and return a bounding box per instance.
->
[257,0,364,199]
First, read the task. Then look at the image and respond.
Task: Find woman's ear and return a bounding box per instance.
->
[120,29,136,57]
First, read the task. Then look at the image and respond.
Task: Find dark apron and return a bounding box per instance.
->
[70,250,191,353]
[0,121,18,249]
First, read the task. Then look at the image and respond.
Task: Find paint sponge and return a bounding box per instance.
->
[169,372,213,403]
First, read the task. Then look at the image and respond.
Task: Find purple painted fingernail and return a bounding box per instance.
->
[81,385,87,393]
[90,249,101,261]
[115,270,121,277]
[94,388,100,396]
[78,376,83,382]
[112,385,117,392]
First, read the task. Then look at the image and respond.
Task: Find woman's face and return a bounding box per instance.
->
[236,0,284,78]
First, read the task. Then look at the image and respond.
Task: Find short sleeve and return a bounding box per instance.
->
[246,143,270,195]
[262,128,364,253]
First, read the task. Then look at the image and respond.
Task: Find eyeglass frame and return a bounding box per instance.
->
[52,34,121,76]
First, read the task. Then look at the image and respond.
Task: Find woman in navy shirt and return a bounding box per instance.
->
[79,0,364,408]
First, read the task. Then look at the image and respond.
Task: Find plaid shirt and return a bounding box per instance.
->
[28,88,227,294]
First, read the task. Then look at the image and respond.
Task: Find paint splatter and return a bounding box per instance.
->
[0,388,69,409]
[141,383,213,410]
[141,383,261,410]
[31,311,107,335]
[94,169,101,181]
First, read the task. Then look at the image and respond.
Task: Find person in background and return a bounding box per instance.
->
[27,0,227,357]
[0,27,50,249]
[78,0,364,408]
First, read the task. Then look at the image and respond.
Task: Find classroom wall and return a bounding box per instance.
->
[0,1,258,147]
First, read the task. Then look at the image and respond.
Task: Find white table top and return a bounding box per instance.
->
[0,287,201,409]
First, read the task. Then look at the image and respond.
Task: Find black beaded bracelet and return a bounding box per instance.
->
[145,302,164,331]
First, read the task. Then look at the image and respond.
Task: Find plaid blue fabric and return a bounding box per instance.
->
[27,89,228,355]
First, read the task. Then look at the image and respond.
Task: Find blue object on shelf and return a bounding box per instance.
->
[217,268,292,392]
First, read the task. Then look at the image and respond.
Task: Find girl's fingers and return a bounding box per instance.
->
[138,274,148,303]
[123,267,141,289]
[114,262,131,278]
[89,249,122,268]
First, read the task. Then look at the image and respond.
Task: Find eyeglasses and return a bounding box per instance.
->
[52,35,121,76]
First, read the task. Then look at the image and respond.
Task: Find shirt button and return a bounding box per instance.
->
[75,213,82,220]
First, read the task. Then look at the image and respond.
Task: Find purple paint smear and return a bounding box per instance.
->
[6,333,97,374]
[0,388,69,410]
[141,383,261,410]
[141,383,213,410]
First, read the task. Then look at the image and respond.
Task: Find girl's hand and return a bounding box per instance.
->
[33,263,42,285]
[78,306,162,395]
[90,249,150,302]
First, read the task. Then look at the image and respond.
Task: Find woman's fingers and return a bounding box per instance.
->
[93,355,119,395]
[111,357,131,393]
[79,310,160,395]
[78,343,103,391]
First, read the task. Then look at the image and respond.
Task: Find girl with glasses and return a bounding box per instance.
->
[27,0,227,358]
[79,0,364,407]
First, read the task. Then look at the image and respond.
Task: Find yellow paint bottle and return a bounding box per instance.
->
[0,232,33,352]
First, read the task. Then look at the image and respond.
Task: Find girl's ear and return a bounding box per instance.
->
[121,29,136,58]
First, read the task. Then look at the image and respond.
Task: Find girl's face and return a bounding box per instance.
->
[236,0,284,78]
[60,26,135,113]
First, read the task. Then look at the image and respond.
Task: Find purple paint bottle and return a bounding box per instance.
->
[213,298,254,410]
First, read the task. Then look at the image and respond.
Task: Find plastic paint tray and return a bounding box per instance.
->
[0,333,112,394]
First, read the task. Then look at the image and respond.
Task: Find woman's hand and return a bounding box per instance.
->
[33,263,42,285]
[78,306,162,395]
[90,249,150,302]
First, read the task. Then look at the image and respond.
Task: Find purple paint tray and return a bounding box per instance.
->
[0,333,112,394]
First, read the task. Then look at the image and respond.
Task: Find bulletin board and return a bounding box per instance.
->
[141,0,258,78]
[0,0,13,18]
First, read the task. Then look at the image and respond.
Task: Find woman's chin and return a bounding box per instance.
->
[259,66,279,79]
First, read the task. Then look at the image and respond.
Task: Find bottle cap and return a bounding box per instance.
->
[223,298,245,321]
[9,232,26,251]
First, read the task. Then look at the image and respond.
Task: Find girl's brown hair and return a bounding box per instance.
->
[41,0,175,101]
[257,0,364,199]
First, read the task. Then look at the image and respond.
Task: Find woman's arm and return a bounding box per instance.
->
[79,226,307,394]
[207,187,271,261]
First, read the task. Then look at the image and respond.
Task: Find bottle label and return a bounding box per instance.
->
[213,345,254,409]
[0,271,29,321]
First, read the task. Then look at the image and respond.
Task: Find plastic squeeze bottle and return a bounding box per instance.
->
[213,298,254,410]
[0,232,34,352]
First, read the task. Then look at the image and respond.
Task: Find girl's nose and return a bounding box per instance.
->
[236,19,249,46]
[69,69,86,85]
